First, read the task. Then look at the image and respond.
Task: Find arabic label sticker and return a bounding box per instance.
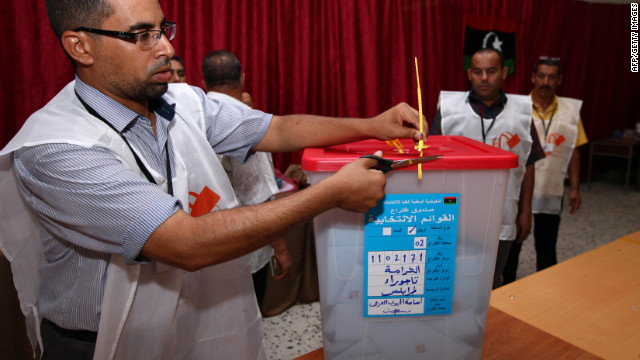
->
[364,193,459,317]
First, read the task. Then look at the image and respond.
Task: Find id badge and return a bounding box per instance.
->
[543,142,554,153]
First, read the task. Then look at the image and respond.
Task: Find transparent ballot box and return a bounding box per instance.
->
[301,135,518,360]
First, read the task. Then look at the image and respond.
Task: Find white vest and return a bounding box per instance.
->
[532,97,582,214]
[0,81,267,360]
[439,91,533,241]
[207,91,279,273]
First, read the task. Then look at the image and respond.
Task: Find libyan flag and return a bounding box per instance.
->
[463,13,517,74]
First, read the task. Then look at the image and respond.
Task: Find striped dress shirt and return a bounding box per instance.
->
[12,77,272,331]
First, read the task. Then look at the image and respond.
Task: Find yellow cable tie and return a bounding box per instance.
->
[415,57,424,180]
[385,139,404,153]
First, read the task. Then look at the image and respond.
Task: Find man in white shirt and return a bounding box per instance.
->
[0,0,426,358]
[503,57,587,284]
[202,49,292,308]
[430,48,545,288]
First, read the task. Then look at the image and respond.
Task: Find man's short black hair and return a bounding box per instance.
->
[46,0,114,40]
[202,50,242,87]
[473,47,505,68]
[533,57,563,75]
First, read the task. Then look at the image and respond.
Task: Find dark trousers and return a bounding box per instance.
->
[41,318,96,360]
[503,213,561,284]
[252,263,269,309]
[533,213,561,270]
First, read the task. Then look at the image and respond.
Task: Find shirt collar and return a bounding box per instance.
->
[529,90,558,118]
[74,76,176,132]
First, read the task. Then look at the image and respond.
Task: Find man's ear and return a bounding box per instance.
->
[61,31,95,66]
[501,66,508,80]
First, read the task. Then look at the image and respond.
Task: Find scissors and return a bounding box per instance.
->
[361,154,442,173]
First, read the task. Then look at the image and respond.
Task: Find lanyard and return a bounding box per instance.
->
[533,106,557,139]
[75,91,173,196]
[479,116,497,144]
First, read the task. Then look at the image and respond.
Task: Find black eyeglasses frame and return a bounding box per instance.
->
[73,21,176,49]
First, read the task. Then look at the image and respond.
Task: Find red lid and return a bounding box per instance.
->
[301,135,518,171]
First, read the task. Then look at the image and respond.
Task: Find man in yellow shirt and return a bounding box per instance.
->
[503,57,588,284]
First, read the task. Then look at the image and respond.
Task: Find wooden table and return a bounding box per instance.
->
[294,306,601,360]
[481,307,601,359]
[490,230,640,360]
[295,231,640,359]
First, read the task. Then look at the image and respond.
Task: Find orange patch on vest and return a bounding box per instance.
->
[189,186,221,217]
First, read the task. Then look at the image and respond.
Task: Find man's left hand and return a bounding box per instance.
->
[270,238,292,280]
[568,189,581,215]
[515,209,532,244]
[370,103,427,142]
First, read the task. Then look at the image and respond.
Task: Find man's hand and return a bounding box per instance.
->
[515,163,534,244]
[515,209,532,244]
[567,148,582,215]
[568,188,581,214]
[370,103,426,142]
[270,238,292,280]
[321,151,387,213]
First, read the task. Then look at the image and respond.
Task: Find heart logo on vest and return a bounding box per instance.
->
[545,133,566,157]
[189,186,221,217]
[492,132,521,150]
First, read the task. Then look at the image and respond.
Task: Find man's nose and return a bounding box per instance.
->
[542,76,550,85]
[155,33,175,59]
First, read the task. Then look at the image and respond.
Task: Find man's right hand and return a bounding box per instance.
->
[143,151,388,271]
[321,150,387,213]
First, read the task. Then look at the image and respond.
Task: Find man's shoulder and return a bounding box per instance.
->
[439,90,467,96]
[205,91,249,109]
[504,93,531,103]
[30,80,103,128]
[36,81,77,112]
[504,93,533,113]
[439,90,468,99]
[556,96,583,111]
[2,81,113,156]
[438,90,469,106]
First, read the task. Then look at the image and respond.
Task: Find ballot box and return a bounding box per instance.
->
[301,135,518,360]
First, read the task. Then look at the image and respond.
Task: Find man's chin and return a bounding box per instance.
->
[475,89,497,101]
[140,83,169,100]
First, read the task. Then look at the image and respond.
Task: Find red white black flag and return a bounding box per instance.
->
[463,13,517,74]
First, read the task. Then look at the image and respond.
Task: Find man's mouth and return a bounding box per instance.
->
[150,58,172,82]
[151,59,173,81]
[153,67,173,82]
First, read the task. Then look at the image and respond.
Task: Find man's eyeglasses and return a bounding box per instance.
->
[74,21,176,49]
